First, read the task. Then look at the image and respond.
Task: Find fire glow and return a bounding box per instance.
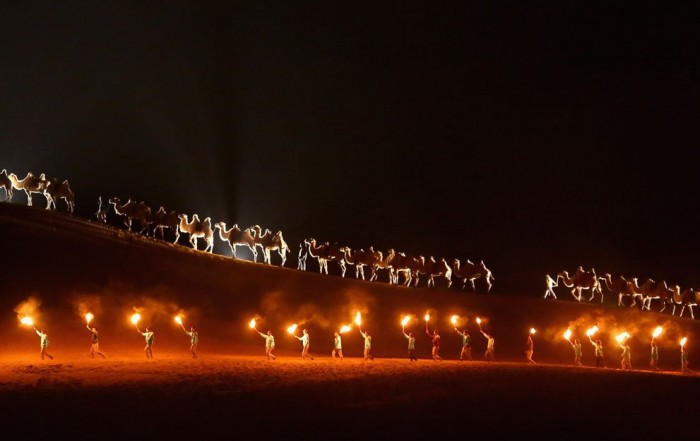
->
[20,316,33,326]
[175,315,183,325]
[248,318,256,329]
[85,313,94,325]
[615,332,630,343]
[681,337,687,347]
[401,316,411,327]
[354,312,362,327]
[339,325,352,334]
[585,326,598,337]
[287,324,298,334]
[450,315,458,326]
[130,313,141,326]
[563,329,572,341]
[652,326,663,338]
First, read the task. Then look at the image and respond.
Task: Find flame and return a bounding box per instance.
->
[615,332,630,343]
[424,313,430,322]
[354,312,362,327]
[450,315,458,326]
[476,317,481,325]
[530,328,536,335]
[287,324,298,334]
[130,313,141,325]
[585,325,598,337]
[681,337,687,347]
[85,313,94,324]
[401,316,411,327]
[652,326,663,338]
[339,325,352,334]
[249,318,256,329]
[174,315,183,325]
[563,329,572,341]
[20,317,33,326]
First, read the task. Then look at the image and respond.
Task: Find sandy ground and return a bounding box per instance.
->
[1,353,699,438]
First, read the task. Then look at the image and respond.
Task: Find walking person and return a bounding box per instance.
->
[589,336,604,367]
[137,325,154,359]
[455,328,472,360]
[571,338,583,366]
[332,331,343,360]
[650,338,659,371]
[544,274,558,299]
[360,328,374,361]
[179,323,199,359]
[482,330,495,362]
[87,324,106,359]
[33,326,54,360]
[257,329,277,360]
[403,330,417,362]
[426,322,443,361]
[294,328,314,360]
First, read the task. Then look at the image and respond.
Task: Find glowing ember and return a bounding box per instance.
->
[563,329,572,341]
[450,315,458,326]
[287,324,298,334]
[20,317,33,326]
[615,332,630,343]
[130,313,141,325]
[85,313,94,324]
[424,313,430,322]
[339,325,352,334]
[585,325,598,337]
[248,318,256,329]
[530,328,536,334]
[476,317,481,325]
[401,316,411,327]
[354,312,362,327]
[681,337,687,347]
[652,326,663,338]
[175,315,183,325]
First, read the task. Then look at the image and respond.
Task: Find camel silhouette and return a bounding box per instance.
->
[558,267,602,302]
[251,226,290,266]
[178,214,213,252]
[369,248,395,283]
[637,278,673,312]
[149,207,180,243]
[599,274,642,307]
[0,169,13,201]
[304,238,347,276]
[390,252,421,286]
[215,222,257,261]
[109,197,151,233]
[44,178,75,213]
[342,247,381,280]
[669,286,698,319]
[9,172,49,207]
[452,259,495,292]
[416,256,452,288]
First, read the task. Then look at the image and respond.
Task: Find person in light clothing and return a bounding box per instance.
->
[33,326,54,360]
[295,328,314,360]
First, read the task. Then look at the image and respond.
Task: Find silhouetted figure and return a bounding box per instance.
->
[571,339,583,366]
[179,324,198,359]
[87,325,106,358]
[295,329,314,360]
[95,196,108,223]
[426,325,443,361]
[544,274,558,299]
[482,330,495,362]
[33,326,53,360]
[589,337,604,367]
[257,330,276,360]
[332,332,343,359]
[137,326,154,359]
[455,328,472,360]
[681,346,689,374]
[360,329,374,361]
[650,338,659,371]
[403,331,417,361]
[620,342,632,370]
[526,333,536,364]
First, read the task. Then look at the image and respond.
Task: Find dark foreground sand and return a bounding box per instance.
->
[1,354,698,439]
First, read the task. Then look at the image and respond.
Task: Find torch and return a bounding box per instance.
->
[85,313,94,326]
[615,332,630,344]
[401,315,411,331]
[131,313,142,332]
[424,313,430,332]
[530,327,536,335]
[287,323,298,336]
[476,317,482,331]
[585,325,598,338]
[652,326,662,341]
[20,316,35,330]
[339,325,352,334]
[681,337,687,348]
[249,318,257,331]
[451,315,458,329]
[175,314,186,331]
[563,329,572,341]
[355,312,363,333]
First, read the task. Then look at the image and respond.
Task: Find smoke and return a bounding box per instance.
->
[73,294,103,320]
[260,291,284,318]
[14,296,42,322]
[295,303,330,330]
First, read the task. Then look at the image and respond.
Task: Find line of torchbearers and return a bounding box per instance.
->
[16,313,692,374]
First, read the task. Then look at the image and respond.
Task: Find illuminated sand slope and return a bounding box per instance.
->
[1,203,699,437]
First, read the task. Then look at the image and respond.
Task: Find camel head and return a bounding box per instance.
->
[109,197,121,206]
[215,221,226,231]
[157,206,166,214]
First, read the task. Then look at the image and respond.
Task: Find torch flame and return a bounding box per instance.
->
[652,326,663,338]
[401,316,411,327]
[85,313,94,324]
[20,317,34,326]
[563,329,572,341]
[451,315,458,326]
[530,327,536,335]
[681,337,687,347]
[130,313,141,325]
[339,325,352,334]
[287,324,298,334]
[615,332,630,343]
[174,315,183,325]
[354,312,362,327]
[585,325,598,337]
[248,318,256,329]
[476,317,481,325]
[424,313,430,322]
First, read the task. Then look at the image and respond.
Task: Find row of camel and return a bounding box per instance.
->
[0,170,75,212]
[102,197,290,265]
[299,239,494,291]
[546,267,699,319]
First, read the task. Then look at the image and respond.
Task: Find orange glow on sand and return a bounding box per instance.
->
[652,326,663,338]
[85,313,94,324]
[20,316,33,326]
[287,324,298,334]
[130,313,141,326]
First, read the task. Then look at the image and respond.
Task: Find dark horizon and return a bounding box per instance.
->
[2,3,699,293]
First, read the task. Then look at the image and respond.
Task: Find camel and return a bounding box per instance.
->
[0,169,13,201]
[95,196,108,223]
[298,241,309,271]
[150,207,180,243]
[304,239,347,276]
[44,178,75,213]
[391,252,421,286]
[637,278,673,312]
[251,225,290,266]
[557,267,602,302]
[8,172,49,207]
[109,198,151,233]
[599,274,643,307]
[215,222,258,261]
[342,247,369,280]
[416,256,452,288]
[452,259,495,292]
[669,286,697,319]
[369,248,395,283]
[178,214,214,252]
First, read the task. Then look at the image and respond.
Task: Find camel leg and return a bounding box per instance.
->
[339,261,346,277]
[470,279,476,291]
[280,250,287,266]
[680,305,686,317]
[659,300,667,313]
[24,189,32,206]
[690,306,695,320]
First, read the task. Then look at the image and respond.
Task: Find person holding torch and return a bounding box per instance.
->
[564,329,582,366]
[526,328,536,364]
[23,317,54,361]
[176,316,198,359]
[478,318,495,362]
[617,332,631,371]
[425,313,443,361]
[402,316,417,362]
[681,338,689,374]
[587,326,604,368]
[289,325,314,360]
[650,326,661,371]
[85,313,105,359]
[250,319,276,360]
[452,316,471,361]
[356,313,374,361]
[132,313,154,359]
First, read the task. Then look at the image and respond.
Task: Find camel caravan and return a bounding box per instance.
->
[299,238,494,292]
[544,267,700,319]
[1,170,75,213]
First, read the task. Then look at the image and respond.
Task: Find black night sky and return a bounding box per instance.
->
[1,3,699,293]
